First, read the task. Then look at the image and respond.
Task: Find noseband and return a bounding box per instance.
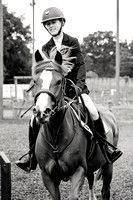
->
[34,89,57,105]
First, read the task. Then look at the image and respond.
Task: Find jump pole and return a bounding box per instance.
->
[0,0,3,119]
[0,151,11,200]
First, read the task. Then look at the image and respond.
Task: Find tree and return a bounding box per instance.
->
[129,40,133,55]
[3,5,32,83]
[81,31,133,78]
[81,31,116,77]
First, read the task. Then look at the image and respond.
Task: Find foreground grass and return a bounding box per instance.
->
[0,108,133,200]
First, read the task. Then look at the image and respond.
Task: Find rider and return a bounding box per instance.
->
[16,7,122,172]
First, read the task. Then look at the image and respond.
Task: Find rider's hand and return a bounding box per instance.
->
[62,64,73,76]
[61,59,74,76]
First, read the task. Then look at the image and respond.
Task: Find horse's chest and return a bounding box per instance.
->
[44,155,80,181]
[36,114,87,180]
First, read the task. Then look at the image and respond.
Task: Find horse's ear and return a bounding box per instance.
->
[35,50,44,62]
[55,51,63,65]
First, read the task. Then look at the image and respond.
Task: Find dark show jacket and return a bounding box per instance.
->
[42,32,89,95]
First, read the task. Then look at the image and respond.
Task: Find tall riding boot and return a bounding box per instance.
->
[15,117,40,172]
[94,116,123,163]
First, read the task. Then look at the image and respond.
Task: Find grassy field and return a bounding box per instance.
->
[0,106,133,200]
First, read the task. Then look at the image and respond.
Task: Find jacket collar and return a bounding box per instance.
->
[62,32,69,44]
[48,32,69,47]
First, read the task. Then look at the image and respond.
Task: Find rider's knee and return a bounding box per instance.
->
[81,93,99,120]
[90,111,99,121]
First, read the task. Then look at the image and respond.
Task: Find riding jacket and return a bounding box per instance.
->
[42,32,89,97]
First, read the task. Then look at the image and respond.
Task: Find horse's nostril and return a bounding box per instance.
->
[33,107,37,114]
[44,108,51,115]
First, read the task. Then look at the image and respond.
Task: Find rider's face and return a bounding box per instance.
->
[45,19,62,36]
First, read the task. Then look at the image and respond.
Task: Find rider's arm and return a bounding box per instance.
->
[70,38,86,91]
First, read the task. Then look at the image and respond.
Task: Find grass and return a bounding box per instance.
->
[0,106,133,199]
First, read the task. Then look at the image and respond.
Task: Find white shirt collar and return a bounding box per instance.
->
[53,33,63,50]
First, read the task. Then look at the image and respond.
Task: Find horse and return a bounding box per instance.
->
[32,49,120,200]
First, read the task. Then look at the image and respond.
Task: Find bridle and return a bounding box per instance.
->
[34,89,57,105]
[20,63,67,118]
[21,61,83,119]
[33,67,67,116]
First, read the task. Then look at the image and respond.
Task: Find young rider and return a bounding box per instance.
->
[16,7,122,172]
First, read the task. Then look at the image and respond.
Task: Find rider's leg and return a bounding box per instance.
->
[81,93,122,163]
[15,115,40,172]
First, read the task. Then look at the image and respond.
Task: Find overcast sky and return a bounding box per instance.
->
[3,0,133,50]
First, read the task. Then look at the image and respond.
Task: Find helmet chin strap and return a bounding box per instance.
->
[50,26,62,37]
[44,19,64,37]
[45,25,62,37]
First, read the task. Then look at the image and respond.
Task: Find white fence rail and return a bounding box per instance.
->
[3,84,31,99]
[3,77,133,103]
[2,78,133,118]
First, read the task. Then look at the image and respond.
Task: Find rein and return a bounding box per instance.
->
[65,78,88,125]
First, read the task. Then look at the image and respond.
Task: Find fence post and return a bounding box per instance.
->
[0,151,11,200]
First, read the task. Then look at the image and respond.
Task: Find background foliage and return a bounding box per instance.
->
[81,31,133,78]
[3,5,32,83]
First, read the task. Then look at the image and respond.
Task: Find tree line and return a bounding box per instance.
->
[3,5,133,83]
[81,31,133,78]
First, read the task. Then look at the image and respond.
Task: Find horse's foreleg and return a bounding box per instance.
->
[87,173,97,200]
[41,169,60,200]
[101,163,113,200]
[69,166,85,200]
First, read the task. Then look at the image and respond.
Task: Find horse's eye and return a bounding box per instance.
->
[56,80,61,85]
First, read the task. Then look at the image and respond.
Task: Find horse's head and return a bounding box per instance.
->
[32,50,65,123]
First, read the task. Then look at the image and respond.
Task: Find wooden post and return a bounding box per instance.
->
[30,0,35,66]
[14,76,32,100]
[115,0,120,103]
[13,76,32,118]
[14,77,18,100]
[0,0,3,119]
[0,151,11,200]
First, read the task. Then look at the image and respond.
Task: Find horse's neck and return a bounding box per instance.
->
[44,106,77,151]
[50,106,66,128]
[50,98,66,123]
[41,107,66,145]
[51,106,76,134]
[44,106,74,143]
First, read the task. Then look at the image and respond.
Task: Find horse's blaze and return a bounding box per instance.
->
[35,70,53,122]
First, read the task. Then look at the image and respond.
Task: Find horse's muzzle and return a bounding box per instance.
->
[33,89,58,123]
[33,107,52,124]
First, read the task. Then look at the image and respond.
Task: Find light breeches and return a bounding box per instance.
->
[81,94,99,121]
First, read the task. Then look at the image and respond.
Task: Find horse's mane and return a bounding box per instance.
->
[32,60,58,77]
[49,45,77,73]
[32,45,77,78]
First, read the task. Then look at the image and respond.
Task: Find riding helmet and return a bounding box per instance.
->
[41,7,66,24]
